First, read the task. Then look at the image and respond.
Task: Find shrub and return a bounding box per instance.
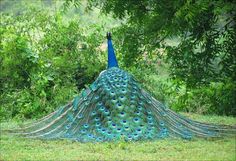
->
[0,9,105,120]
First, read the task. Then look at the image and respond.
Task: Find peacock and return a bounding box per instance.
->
[11,33,236,142]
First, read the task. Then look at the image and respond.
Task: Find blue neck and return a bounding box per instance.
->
[107,39,119,68]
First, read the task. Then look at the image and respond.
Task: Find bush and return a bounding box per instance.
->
[180,82,236,116]
[140,70,236,116]
[0,9,105,120]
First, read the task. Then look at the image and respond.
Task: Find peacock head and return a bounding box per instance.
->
[107,32,119,69]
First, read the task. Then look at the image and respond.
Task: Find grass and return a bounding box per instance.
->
[0,113,235,160]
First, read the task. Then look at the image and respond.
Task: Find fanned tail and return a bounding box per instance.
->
[7,32,236,142]
[10,87,97,140]
[141,90,236,139]
[8,67,236,142]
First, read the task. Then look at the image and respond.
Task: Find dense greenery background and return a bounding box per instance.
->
[0,0,235,121]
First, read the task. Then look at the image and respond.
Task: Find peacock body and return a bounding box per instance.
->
[12,33,236,142]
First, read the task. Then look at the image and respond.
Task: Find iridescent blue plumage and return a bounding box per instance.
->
[11,33,236,142]
[107,32,119,68]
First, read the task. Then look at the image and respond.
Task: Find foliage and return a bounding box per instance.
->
[0,8,105,120]
[176,81,236,115]
[0,0,235,120]
[84,0,236,116]
[141,68,236,116]
[86,0,236,87]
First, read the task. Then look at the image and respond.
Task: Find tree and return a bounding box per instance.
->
[82,0,236,88]
[63,0,236,115]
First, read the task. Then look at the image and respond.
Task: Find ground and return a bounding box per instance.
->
[0,113,235,160]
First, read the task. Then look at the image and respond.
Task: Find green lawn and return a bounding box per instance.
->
[0,113,235,160]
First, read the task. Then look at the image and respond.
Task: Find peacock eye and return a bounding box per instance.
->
[83,124,89,128]
[78,114,83,119]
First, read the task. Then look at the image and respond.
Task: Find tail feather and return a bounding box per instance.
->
[9,67,236,142]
